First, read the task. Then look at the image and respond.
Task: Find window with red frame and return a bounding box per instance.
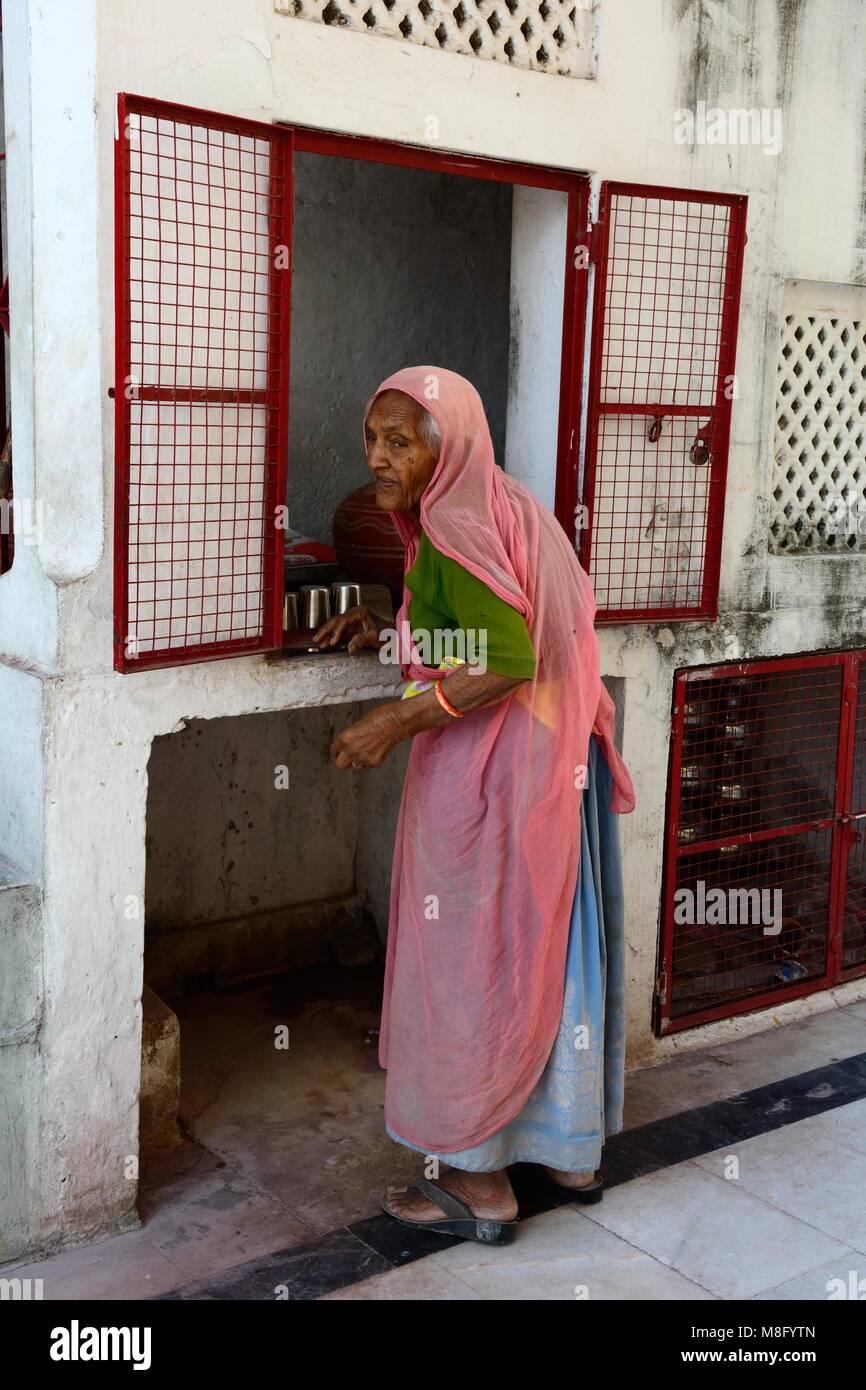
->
[113,97,747,671]
[658,649,866,1033]
[576,183,747,623]
[113,96,292,671]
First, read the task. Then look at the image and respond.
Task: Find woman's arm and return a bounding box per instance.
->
[330,668,526,770]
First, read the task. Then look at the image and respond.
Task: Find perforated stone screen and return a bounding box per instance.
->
[274,0,597,79]
[770,291,866,555]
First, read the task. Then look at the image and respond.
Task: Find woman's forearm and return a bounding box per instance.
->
[390,668,527,741]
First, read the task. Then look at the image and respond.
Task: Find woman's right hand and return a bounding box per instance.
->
[312,604,384,654]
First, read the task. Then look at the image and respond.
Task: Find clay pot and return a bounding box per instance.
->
[332,482,406,607]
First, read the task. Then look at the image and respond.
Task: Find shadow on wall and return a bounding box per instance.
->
[287,151,513,544]
[143,704,410,993]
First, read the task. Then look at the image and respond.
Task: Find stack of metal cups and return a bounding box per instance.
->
[283,582,362,633]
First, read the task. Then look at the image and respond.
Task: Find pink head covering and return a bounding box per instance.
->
[365,366,532,622]
[370,366,635,1152]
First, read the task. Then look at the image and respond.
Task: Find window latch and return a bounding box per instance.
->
[689,432,711,467]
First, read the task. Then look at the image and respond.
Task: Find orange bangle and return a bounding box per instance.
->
[434,680,464,718]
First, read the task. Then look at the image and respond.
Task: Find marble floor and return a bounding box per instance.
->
[5,970,866,1301]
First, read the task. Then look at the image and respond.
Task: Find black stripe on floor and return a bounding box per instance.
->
[154,1049,866,1300]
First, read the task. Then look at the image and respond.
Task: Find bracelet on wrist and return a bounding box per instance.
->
[434,681,464,718]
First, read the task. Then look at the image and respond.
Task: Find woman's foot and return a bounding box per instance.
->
[541,1166,599,1189]
[384,1167,518,1223]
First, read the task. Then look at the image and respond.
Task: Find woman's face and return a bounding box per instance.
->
[364,390,439,513]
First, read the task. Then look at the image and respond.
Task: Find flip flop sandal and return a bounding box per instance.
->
[546,1170,604,1204]
[381,1177,519,1245]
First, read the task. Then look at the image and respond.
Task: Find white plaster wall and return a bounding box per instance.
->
[0,0,60,671]
[4,0,866,1258]
[504,185,568,509]
[0,664,44,883]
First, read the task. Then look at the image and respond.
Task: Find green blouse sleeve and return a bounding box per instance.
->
[409,532,536,679]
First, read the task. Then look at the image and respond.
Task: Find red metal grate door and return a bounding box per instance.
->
[657,651,866,1032]
[579,183,747,622]
[114,95,292,672]
[841,651,866,975]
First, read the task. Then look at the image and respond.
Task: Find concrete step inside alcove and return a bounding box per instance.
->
[139,986,183,1155]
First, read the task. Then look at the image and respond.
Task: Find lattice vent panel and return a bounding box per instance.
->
[274,0,597,79]
[770,313,866,554]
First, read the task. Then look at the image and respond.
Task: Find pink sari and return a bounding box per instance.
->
[371,367,635,1153]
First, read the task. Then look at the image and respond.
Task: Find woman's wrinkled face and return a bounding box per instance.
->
[364,390,439,514]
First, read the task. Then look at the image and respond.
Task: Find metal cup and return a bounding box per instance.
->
[300,585,330,630]
[282,591,299,632]
[331,582,361,616]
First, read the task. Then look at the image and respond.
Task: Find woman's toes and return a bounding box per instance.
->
[386,1188,441,1221]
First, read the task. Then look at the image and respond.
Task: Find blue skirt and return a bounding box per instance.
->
[386,734,626,1173]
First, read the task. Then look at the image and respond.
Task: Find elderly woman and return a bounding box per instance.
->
[314,367,635,1245]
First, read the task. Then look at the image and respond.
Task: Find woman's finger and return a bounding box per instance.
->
[331,731,357,769]
[313,617,338,644]
[314,615,347,646]
[334,744,361,770]
[347,627,374,653]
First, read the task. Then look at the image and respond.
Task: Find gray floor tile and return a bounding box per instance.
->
[1,1230,183,1301]
[692,1107,866,1251]
[320,1261,483,1300]
[578,1161,849,1298]
[429,1205,717,1300]
[624,1009,866,1129]
[753,1253,864,1301]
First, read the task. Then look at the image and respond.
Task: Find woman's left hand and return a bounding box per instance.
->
[330,703,404,770]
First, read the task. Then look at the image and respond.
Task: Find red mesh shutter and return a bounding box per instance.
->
[114,96,292,672]
[580,183,746,622]
[842,651,866,974]
[659,655,850,1032]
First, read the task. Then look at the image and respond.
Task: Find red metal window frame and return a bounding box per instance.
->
[577,181,747,624]
[657,648,866,1034]
[114,99,590,671]
[113,94,293,672]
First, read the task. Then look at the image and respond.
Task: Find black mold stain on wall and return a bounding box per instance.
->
[774,0,805,106]
[670,0,807,136]
[670,0,766,123]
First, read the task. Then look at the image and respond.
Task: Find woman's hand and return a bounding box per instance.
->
[313,604,384,654]
[330,703,404,770]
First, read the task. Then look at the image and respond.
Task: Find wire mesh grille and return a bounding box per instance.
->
[115,99,290,670]
[583,188,745,619]
[843,658,866,969]
[675,665,840,842]
[600,197,729,409]
[664,658,848,1026]
[589,415,712,612]
[843,834,866,971]
[670,830,831,1019]
[852,658,866,816]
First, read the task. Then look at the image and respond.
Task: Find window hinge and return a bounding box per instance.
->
[655,967,668,1007]
[574,219,605,269]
